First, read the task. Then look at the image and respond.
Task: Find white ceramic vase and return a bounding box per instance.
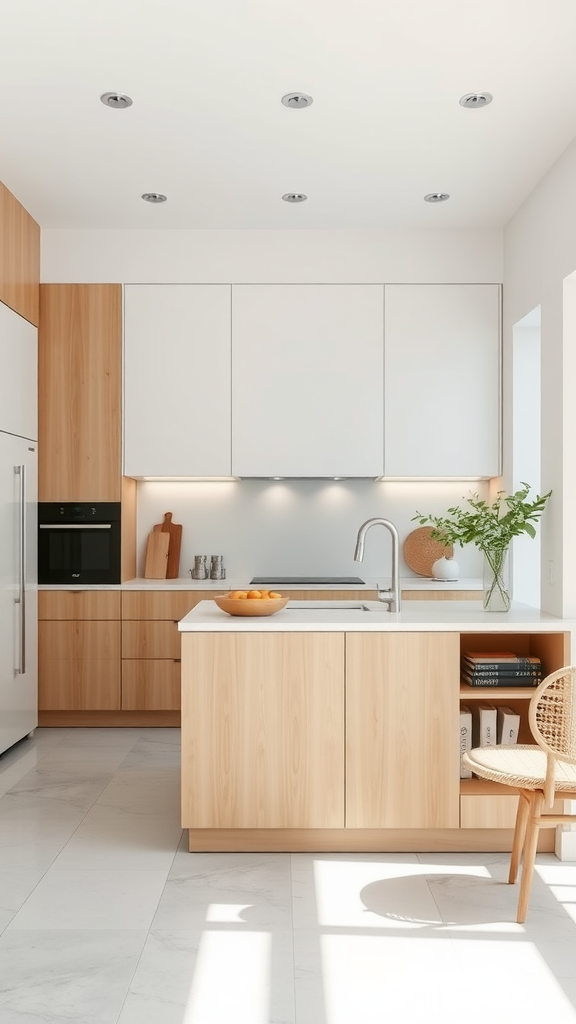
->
[432,555,460,581]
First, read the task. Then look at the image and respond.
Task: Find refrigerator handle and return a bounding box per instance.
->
[15,464,26,675]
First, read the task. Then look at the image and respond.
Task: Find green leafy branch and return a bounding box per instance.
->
[413,482,552,553]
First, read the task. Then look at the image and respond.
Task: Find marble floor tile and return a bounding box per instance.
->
[117,926,296,1024]
[8,867,170,930]
[52,813,183,870]
[0,928,147,1024]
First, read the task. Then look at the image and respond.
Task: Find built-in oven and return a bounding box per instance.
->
[38,502,121,584]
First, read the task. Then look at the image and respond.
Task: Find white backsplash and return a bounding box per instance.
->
[136,479,487,580]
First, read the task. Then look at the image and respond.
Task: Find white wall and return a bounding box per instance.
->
[41,225,501,583]
[41,227,502,283]
[504,138,576,616]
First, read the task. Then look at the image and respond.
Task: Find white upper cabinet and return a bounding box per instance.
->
[123,285,232,477]
[231,285,384,477]
[0,299,37,440]
[384,284,501,478]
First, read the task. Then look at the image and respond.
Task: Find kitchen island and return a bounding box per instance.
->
[178,600,575,853]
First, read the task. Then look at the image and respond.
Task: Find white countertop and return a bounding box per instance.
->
[178,599,575,633]
[39,576,482,592]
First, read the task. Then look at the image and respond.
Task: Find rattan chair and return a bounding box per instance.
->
[462,664,576,923]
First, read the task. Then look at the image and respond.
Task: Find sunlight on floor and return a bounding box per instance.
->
[183,930,271,1024]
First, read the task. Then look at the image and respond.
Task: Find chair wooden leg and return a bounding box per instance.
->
[517,790,544,924]
[509,790,530,885]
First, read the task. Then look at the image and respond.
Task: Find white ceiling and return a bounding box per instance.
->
[2,0,576,230]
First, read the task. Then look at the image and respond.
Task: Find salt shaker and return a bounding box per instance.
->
[210,555,226,580]
[191,555,208,580]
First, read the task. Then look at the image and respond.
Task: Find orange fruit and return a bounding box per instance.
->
[247,590,262,599]
[259,589,270,599]
[269,591,282,599]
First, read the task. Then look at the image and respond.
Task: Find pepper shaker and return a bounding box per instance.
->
[191,555,208,580]
[210,555,226,580]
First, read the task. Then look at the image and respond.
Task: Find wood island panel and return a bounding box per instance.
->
[181,632,345,829]
[345,631,461,829]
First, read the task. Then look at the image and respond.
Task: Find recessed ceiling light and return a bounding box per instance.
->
[282,193,307,203]
[281,92,313,109]
[424,192,450,203]
[100,91,133,109]
[459,92,493,109]
[141,193,167,204]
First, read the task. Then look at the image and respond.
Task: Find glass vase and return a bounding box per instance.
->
[482,546,511,612]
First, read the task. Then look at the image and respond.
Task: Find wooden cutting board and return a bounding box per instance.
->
[144,530,170,579]
[403,526,453,577]
[153,512,182,579]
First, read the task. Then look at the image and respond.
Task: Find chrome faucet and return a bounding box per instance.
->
[354,518,401,612]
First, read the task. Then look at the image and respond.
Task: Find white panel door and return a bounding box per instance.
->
[384,284,501,478]
[0,301,38,440]
[0,432,38,754]
[232,285,384,477]
[124,285,232,477]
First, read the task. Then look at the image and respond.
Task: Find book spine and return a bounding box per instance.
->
[463,659,540,669]
[463,670,541,679]
[462,677,539,688]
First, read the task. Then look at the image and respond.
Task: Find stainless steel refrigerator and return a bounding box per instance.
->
[0,300,38,756]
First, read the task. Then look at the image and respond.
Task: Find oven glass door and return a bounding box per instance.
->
[39,523,120,583]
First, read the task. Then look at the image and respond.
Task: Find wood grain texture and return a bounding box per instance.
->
[122,620,181,659]
[186,827,554,853]
[460,795,519,829]
[144,531,169,579]
[122,659,181,711]
[38,590,121,620]
[38,620,121,710]
[181,632,345,829]
[122,590,210,620]
[121,476,137,582]
[38,710,180,727]
[345,631,461,828]
[0,180,40,325]
[153,512,182,579]
[38,284,122,501]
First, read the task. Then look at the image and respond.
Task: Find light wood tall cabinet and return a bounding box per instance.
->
[231,284,384,477]
[0,179,40,326]
[384,284,501,477]
[123,284,232,477]
[38,284,123,501]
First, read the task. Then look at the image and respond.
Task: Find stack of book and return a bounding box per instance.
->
[461,650,542,687]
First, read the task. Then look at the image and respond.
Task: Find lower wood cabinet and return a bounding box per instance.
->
[121,590,212,711]
[38,591,121,711]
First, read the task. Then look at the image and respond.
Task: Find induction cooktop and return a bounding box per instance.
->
[250,576,366,585]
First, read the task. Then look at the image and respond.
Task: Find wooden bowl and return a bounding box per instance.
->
[213,595,289,617]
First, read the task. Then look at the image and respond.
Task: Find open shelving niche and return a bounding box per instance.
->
[458,630,570,832]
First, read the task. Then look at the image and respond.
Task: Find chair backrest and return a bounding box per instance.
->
[528,664,576,806]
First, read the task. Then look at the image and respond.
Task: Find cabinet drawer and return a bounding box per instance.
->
[38,621,121,711]
[121,590,210,620]
[122,660,181,711]
[38,590,121,620]
[122,620,180,659]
